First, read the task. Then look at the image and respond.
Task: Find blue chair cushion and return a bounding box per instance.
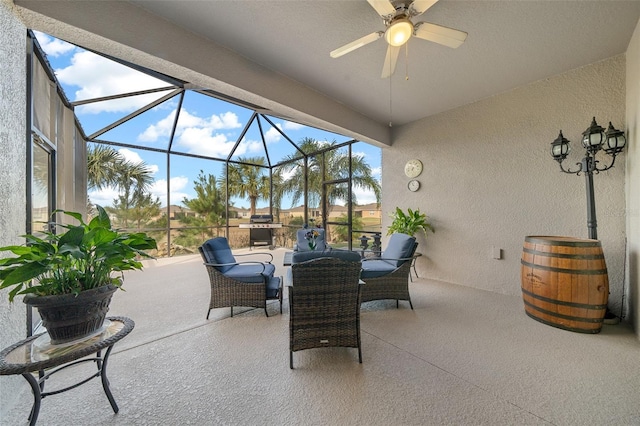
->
[224,263,276,283]
[292,249,360,264]
[203,237,236,273]
[266,276,281,299]
[360,259,397,279]
[383,233,416,267]
[200,241,216,264]
[296,228,328,251]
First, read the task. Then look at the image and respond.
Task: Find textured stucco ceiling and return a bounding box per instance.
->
[14,0,640,144]
[129,0,640,125]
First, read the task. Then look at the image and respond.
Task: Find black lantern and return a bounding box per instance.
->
[550,117,626,240]
[581,117,605,153]
[604,121,626,155]
[550,130,571,162]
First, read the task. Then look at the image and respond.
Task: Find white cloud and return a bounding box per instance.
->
[34,31,76,57]
[117,148,144,164]
[209,111,242,129]
[139,109,246,156]
[264,126,281,144]
[178,127,236,157]
[118,148,159,175]
[237,138,264,155]
[151,177,189,207]
[353,187,378,205]
[55,50,169,114]
[138,110,179,143]
[88,186,119,208]
[283,121,304,130]
[139,110,242,141]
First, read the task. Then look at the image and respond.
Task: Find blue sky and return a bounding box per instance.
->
[35,31,381,210]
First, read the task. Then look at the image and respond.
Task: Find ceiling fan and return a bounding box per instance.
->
[330,0,468,78]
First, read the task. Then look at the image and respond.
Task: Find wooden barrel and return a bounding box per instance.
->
[520,236,608,334]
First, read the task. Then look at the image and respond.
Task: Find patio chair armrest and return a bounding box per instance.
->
[204,261,269,274]
[361,256,415,263]
[361,255,417,270]
[234,252,274,263]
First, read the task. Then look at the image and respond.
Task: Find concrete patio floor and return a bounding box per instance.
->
[2,248,639,425]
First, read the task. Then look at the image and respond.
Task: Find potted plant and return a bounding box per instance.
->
[0,205,156,344]
[387,207,435,238]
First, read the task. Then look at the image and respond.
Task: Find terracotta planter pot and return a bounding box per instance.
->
[24,284,118,344]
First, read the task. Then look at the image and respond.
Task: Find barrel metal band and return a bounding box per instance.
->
[521,288,608,309]
[522,299,605,323]
[520,259,607,275]
[524,237,601,247]
[524,311,601,333]
[522,247,604,260]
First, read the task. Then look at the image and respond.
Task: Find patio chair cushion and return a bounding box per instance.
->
[295,228,328,251]
[202,237,236,273]
[224,263,276,283]
[200,241,216,264]
[266,276,281,299]
[383,233,416,267]
[360,259,397,279]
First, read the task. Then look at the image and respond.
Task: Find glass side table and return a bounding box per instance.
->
[0,316,134,426]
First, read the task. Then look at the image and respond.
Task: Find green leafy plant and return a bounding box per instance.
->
[387,207,434,238]
[0,205,157,302]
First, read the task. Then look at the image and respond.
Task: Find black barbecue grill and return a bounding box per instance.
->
[249,215,274,249]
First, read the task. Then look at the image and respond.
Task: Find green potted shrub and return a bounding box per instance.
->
[0,205,156,344]
[387,207,435,238]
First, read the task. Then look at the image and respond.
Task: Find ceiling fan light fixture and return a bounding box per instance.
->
[385,18,414,47]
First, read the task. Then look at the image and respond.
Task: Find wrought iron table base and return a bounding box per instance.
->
[0,317,134,426]
[22,346,118,425]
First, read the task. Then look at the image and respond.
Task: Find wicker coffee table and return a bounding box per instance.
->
[0,316,134,425]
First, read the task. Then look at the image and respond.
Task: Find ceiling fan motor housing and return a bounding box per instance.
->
[385,16,414,46]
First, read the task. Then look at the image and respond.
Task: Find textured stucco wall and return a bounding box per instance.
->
[626,18,640,339]
[386,56,627,316]
[0,0,28,411]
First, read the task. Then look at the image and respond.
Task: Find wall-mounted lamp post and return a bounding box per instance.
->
[550,117,626,240]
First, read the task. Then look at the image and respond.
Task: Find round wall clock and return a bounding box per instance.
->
[404,159,423,178]
[408,180,420,192]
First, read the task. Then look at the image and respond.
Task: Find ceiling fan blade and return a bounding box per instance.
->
[330,31,383,58]
[367,0,396,18]
[409,0,439,16]
[414,22,468,48]
[381,45,400,78]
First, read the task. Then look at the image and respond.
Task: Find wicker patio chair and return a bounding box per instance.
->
[199,237,282,318]
[360,233,418,309]
[288,252,363,369]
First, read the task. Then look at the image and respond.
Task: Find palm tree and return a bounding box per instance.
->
[87,144,155,227]
[221,157,271,216]
[108,162,155,227]
[87,145,153,194]
[277,138,381,213]
[87,145,120,190]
